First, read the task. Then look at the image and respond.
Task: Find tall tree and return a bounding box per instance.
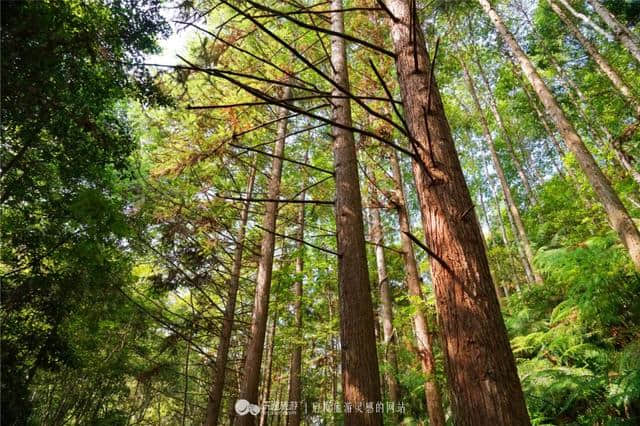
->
[330,1,382,424]
[389,150,446,426]
[478,0,640,271]
[548,0,640,117]
[286,159,307,426]
[385,0,531,424]
[459,56,544,285]
[205,159,257,426]
[235,87,291,426]
[368,185,401,407]
[587,0,640,64]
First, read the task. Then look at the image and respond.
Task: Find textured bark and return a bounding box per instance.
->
[587,0,640,64]
[205,160,257,426]
[368,187,401,407]
[479,0,640,271]
[235,87,291,426]
[330,1,382,424]
[389,151,446,426]
[460,58,543,285]
[549,0,640,117]
[386,1,531,424]
[286,165,306,426]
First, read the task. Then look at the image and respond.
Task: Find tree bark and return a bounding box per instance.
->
[549,0,640,117]
[206,158,257,426]
[386,1,531,424]
[587,0,640,64]
[460,57,543,285]
[235,86,291,426]
[330,1,382,424]
[389,150,446,426]
[368,186,401,408]
[479,0,640,271]
[286,159,307,426]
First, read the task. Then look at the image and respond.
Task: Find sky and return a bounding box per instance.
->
[146,5,198,66]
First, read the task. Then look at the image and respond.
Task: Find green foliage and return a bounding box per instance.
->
[505,234,640,424]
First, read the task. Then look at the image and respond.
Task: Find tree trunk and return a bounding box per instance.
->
[286,160,307,426]
[587,0,640,64]
[557,0,614,40]
[389,150,446,426]
[330,1,382,424]
[259,314,278,426]
[206,159,257,426]
[549,56,640,185]
[479,0,640,271]
[235,87,291,426]
[386,1,531,424]
[472,55,537,204]
[368,186,401,408]
[460,57,544,285]
[549,0,640,117]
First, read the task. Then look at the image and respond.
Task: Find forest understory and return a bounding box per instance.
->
[2,0,640,425]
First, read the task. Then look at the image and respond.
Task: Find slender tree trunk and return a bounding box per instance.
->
[460,58,543,285]
[259,315,278,426]
[472,55,537,204]
[479,0,640,271]
[587,0,640,64]
[235,87,291,426]
[386,1,531,424]
[389,150,446,426]
[549,0,640,117]
[368,187,401,408]
[206,159,257,426]
[330,1,382,424]
[557,0,614,40]
[478,161,518,296]
[286,161,307,426]
[521,80,566,156]
[549,57,640,185]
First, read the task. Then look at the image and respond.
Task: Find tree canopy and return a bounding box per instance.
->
[2,0,640,425]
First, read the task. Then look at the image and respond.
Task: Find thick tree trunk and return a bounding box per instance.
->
[587,0,640,64]
[368,187,401,407]
[389,151,446,426]
[235,87,291,426]
[479,0,640,271]
[205,159,257,426]
[460,58,543,285]
[386,1,531,424]
[286,164,306,426]
[330,1,382,424]
[549,0,640,117]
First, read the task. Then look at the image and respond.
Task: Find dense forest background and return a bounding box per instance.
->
[2,0,640,425]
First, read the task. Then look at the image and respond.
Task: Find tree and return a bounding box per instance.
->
[1,1,166,423]
[588,0,640,64]
[385,0,531,423]
[330,1,382,424]
[478,0,640,271]
[235,87,291,426]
